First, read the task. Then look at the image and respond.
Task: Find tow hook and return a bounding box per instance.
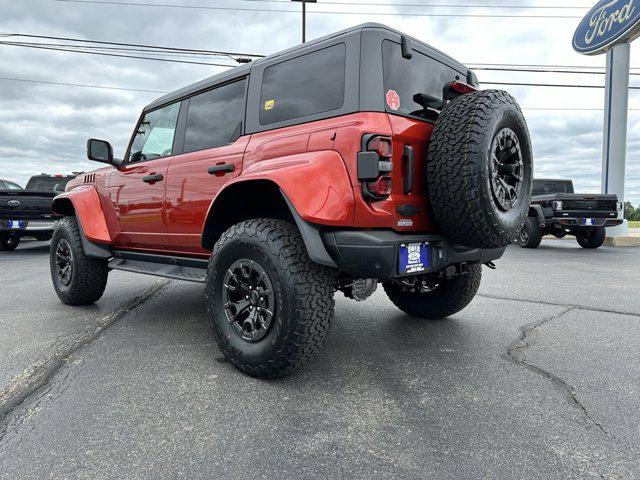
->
[484,261,497,270]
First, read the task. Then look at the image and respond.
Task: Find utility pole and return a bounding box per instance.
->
[291,0,316,43]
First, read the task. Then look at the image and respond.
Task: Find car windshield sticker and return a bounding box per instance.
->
[386,90,400,111]
[264,99,275,110]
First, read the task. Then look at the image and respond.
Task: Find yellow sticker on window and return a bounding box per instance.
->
[264,99,275,110]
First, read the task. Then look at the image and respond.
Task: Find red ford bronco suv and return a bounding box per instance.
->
[50,24,533,378]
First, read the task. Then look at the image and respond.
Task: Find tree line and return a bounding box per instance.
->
[624,202,640,221]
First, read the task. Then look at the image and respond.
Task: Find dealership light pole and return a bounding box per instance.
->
[573,0,640,238]
[291,0,317,43]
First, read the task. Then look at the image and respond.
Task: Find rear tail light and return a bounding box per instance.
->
[450,81,477,95]
[617,202,623,211]
[367,175,392,197]
[357,134,394,200]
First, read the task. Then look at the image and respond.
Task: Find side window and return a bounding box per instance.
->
[6,181,23,190]
[129,102,180,162]
[0,182,6,189]
[259,43,346,125]
[183,78,246,153]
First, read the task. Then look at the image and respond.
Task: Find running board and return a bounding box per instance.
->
[108,250,208,283]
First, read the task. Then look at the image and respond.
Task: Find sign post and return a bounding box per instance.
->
[573,0,640,237]
[602,42,630,236]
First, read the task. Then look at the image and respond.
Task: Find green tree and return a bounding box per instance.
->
[624,201,636,219]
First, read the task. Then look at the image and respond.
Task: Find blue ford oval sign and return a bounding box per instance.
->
[573,0,640,55]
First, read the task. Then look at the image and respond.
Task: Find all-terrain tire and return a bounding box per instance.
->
[50,216,109,305]
[518,217,543,249]
[205,219,335,378]
[427,90,533,249]
[576,227,606,249]
[0,233,20,251]
[383,264,482,320]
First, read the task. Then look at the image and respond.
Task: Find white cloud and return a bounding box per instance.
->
[0,0,639,204]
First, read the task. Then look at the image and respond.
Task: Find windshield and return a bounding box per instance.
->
[25,176,73,192]
[382,39,465,119]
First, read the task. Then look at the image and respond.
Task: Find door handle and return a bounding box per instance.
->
[208,164,235,175]
[403,145,414,194]
[142,173,164,183]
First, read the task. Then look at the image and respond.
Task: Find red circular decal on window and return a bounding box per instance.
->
[386,89,400,111]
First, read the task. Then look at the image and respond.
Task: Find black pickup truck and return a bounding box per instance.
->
[518,179,622,249]
[0,174,76,251]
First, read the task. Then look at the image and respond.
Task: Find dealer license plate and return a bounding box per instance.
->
[399,242,429,274]
[580,218,595,226]
[7,220,25,229]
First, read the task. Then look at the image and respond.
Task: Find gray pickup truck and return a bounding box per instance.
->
[0,174,76,251]
[518,179,622,249]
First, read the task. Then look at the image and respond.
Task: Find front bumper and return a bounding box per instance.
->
[321,230,505,280]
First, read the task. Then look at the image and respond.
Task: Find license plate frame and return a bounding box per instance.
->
[399,242,430,275]
[7,220,25,229]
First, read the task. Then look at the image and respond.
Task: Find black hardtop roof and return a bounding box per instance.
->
[144,23,468,111]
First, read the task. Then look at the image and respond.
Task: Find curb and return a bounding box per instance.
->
[604,236,640,247]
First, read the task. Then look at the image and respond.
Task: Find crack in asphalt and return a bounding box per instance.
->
[478,293,640,318]
[504,306,616,439]
[0,280,171,436]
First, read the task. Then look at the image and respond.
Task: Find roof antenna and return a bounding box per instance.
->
[401,36,413,59]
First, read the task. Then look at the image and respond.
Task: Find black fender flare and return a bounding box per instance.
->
[281,191,337,269]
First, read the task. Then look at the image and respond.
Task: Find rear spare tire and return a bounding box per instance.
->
[427,90,533,249]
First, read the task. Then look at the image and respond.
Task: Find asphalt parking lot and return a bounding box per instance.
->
[0,240,639,479]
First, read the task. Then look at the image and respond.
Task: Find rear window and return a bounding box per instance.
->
[25,176,73,191]
[184,79,246,153]
[259,43,346,125]
[382,40,463,118]
[532,180,574,195]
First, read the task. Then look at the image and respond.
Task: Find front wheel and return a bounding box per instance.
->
[206,219,335,378]
[50,217,109,305]
[383,264,482,320]
[0,233,20,251]
[576,227,606,249]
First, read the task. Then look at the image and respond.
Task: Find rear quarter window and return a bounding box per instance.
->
[382,40,463,118]
[259,43,346,125]
[183,78,246,152]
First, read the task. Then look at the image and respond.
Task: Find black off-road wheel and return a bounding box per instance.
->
[206,219,335,379]
[518,217,543,249]
[427,90,533,249]
[383,264,482,320]
[0,233,20,251]
[576,227,606,249]
[50,217,109,305]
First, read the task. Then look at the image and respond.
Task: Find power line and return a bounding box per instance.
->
[10,32,640,74]
[473,66,640,76]
[1,33,264,58]
[0,41,238,67]
[52,0,582,18]
[0,76,168,93]
[5,76,640,112]
[245,0,590,9]
[482,81,640,90]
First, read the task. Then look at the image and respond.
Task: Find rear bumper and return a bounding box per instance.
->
[0,220,56,235]
[321,230,505,280]
[547,217,622,228]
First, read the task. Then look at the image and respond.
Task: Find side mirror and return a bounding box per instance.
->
[87,138,114,164]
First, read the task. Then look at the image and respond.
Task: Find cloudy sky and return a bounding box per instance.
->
[1,0,639,204]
